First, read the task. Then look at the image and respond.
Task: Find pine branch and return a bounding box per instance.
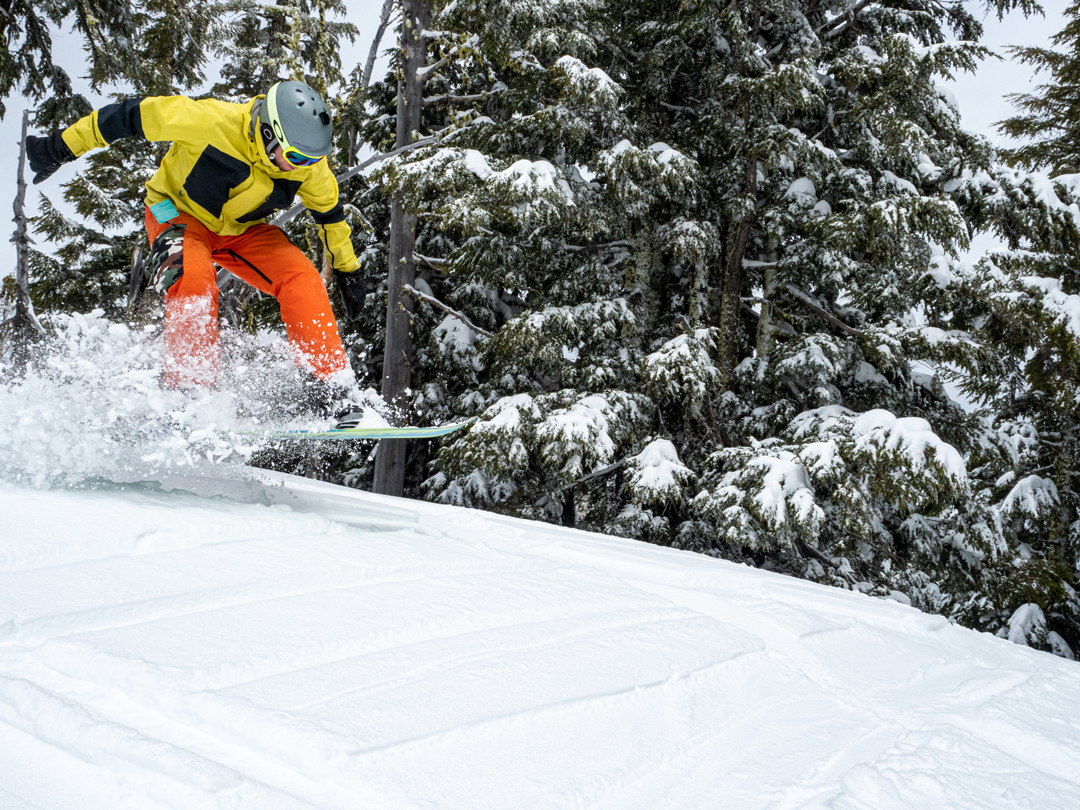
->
[423,86,506,106]
[415,252,447,271]
[402,283,494,338]
[417,54,450,83]
[815,0,875,39]
[273,136,439,225]
[573,458,627,487]
[564,240,632,252]
[784,284,864,337]
[659,101,697,115]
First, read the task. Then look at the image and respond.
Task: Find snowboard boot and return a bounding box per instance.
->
[302,373,366,429]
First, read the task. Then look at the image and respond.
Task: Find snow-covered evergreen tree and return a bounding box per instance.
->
[348,0,1077,656]
[0,0,134,123]
[212,0,355,101]
[918,1,1080,655]
[348,0,665,506]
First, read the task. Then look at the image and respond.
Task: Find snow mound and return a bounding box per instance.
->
[0,469,1077,809]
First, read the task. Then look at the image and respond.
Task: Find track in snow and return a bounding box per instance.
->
[1,468,1078,809]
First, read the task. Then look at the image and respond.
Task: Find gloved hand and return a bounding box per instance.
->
[334,269,366,321]
[26,131,76,184]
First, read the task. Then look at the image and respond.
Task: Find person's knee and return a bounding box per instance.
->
[278,267,333,308]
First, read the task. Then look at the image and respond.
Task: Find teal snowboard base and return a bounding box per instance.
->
[255,416,477,441]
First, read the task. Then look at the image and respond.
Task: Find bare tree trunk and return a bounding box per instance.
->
[717,155,758,387]
[372,0,430,497]
[628,222,657,331]
[362,0,398,91]
[10,109,44,375]
[754,241,779,364]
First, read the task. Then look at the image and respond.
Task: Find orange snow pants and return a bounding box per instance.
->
[144,207,348,388]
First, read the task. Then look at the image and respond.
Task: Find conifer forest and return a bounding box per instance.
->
[3,0,1080,661]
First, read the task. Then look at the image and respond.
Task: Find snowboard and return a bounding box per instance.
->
[236,416,478,441]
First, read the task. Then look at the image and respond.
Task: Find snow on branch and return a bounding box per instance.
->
[272,136,439,226]
[816,0,876,39]
[417,36,479,83]
[625,439,696,506]
[424,84,506,106]
[403,283,494,338]
[784,284,864,337]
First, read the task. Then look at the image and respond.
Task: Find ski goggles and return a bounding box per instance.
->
[282,149,324,167]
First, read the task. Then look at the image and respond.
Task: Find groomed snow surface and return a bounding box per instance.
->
[1,469,1078,809]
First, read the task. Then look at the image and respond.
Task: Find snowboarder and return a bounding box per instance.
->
[25,81,368,425]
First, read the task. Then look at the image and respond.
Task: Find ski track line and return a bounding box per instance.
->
[285,608,702,711]
[631,576,1052,733]
[344,641,768,763]
[0,556,556,649]
[934,708,1080,787]
[0,487,354,575]
[0,785,46,810]
[571,682,812,810]
[9,609,746,797]
[1,502,462,578]
[622,579,971,795]
[0,673,336,809]
[0,657,402,810]
[0,476,471,578]
[25,606,713,740]
[623,579,887,698]
[581,676,900,810]
[344,645,827,810]
[445,507,951,636]
[627,578,1080,807]
[26,569,674,696]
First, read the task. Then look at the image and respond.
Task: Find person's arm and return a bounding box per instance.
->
[300,166,366,319]
[27,96,206,184]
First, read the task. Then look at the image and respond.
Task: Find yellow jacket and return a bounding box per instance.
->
[61,95,360,272]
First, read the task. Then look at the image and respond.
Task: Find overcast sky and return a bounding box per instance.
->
[0,0,1071,279]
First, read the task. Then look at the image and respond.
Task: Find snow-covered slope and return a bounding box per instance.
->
[1,469,1078,810]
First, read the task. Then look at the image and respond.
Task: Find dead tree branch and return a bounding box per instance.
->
[403,283,494,338]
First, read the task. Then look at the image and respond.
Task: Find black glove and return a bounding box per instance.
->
[26,131,76,184]
[334,269,366,320]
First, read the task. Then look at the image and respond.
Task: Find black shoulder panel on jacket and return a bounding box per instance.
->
[97,98,147,143]
[310,202,346,225]
[183,146,251,218]
[236,178,303,224]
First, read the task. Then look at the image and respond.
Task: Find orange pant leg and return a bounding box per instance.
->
[144,207,221,388]
[214,224,349,381]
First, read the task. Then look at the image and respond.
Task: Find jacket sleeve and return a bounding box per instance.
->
[299,165,361,273]
[60,96,210,157]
